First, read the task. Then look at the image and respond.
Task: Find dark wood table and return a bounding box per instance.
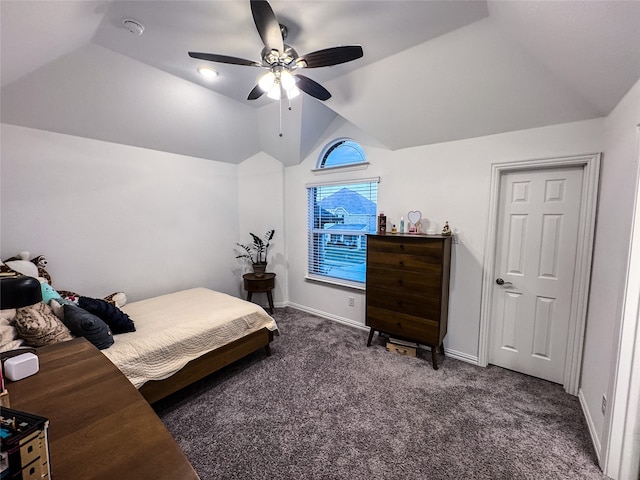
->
[6,338,200,480]
[243,272,276,314]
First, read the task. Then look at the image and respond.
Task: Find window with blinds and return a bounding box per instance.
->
[307,179,379,285]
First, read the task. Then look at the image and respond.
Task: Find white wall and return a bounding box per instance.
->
[3,89,638,476]
[236,153,286,305]
[284,117,605,360]
[1,124,239,302]
[581,78,640,466]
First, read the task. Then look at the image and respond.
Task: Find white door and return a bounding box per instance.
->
[489,166,583,383]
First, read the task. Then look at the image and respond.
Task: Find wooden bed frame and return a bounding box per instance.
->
[0,274,277,405]
[138,327,275,403]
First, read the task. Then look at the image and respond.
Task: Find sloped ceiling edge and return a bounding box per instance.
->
[1,43,261,164]
[325,17,604,150]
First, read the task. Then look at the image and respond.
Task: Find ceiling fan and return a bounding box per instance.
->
[188,0,364,102]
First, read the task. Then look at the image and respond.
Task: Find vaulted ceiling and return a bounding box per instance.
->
[2,1,639,166]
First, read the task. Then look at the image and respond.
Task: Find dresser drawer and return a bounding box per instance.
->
[366,306,440,345]
[367,286,440,319]
[367,251,442,274]
[19,432,42,468]
[20,460,45,480]
[367,266,442,296]
[367,236,443,258]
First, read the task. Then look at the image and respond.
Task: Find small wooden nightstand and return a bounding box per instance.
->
[243,272,276,314]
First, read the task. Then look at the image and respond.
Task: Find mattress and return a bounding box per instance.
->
[101,287,278,388]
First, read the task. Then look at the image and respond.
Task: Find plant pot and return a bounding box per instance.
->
[252,263,267,277]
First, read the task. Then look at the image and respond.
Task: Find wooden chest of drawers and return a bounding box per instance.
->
[365,233,452,369]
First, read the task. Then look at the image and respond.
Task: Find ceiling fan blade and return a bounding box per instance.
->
[250,0,284,54]
[188,52,261,67]
[295,74,331,101]
[296,45,363,68]
[247,84,265,100]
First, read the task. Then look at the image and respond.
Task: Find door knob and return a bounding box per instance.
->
[496,278,513,287]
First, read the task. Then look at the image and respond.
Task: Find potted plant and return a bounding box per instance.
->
[235,229,275,277]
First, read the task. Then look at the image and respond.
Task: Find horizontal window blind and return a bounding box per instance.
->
[307,180,378,284]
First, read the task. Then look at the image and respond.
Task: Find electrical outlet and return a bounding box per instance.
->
[601,395,607,415]
[348,296,355,307]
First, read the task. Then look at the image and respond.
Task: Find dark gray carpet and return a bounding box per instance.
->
[154,308,605,480]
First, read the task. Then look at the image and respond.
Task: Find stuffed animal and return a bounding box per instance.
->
[56,290,127,308]
[3,251,30,262]
[31,255,51,284]
[0,262,18,278]
[5,252,48,269]
[31,255,47,269]
[1,251,126,307]
[2,252,52,284]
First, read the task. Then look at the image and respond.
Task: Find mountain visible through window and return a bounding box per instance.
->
[307,181,378,284]
[309,139,375,285]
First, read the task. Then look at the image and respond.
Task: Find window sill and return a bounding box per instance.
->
[311,163,370,175]
[305,275,366,291]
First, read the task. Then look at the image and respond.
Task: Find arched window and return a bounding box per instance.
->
[317,138,367,169]
[307,138,377,287]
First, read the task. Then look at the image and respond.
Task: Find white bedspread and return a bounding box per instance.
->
[101,288,278,388]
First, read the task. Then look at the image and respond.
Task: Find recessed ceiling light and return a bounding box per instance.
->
[198,67,219,80]
[122,18,144,36]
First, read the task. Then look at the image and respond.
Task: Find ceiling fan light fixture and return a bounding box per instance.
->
[265,49,280,65]
[280,71,296,90]
[267,83,281,100]
[258,71,276,92]
[187,0,363,109]
[286,86,300,99]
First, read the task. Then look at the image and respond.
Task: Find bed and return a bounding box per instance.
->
[105,287,278,403]
[0,261,279,404]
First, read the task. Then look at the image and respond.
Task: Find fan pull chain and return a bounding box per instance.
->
[278,92,283,137]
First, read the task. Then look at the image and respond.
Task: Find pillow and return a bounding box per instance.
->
[62,305,114,350]
[41,283,62,304]
[0,309,25,352]
[78,297,135,334]
[0,309,16,321]
[14,302,74,347]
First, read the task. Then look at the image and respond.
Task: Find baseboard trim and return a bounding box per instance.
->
[579,387,602,465]
[444,349,479,366]
[284,302,480,366]
[285,302,369,331]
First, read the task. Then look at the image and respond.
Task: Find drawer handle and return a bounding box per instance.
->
[397,279,403,285]
[399,260,404,266]
[399,244,405,249]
